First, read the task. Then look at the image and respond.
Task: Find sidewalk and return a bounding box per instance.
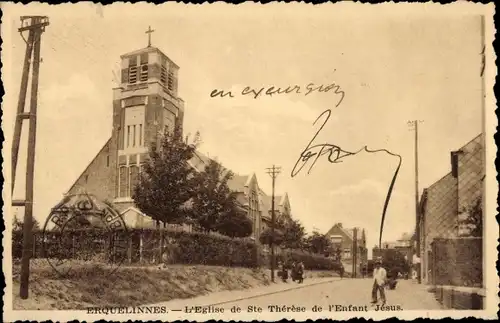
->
[389,279,444,310]
[150,277,340,309]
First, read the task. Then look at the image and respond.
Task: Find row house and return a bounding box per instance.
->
[418,134,484,285]
[326,223,368,276]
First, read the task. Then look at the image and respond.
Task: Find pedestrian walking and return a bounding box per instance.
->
[371,259,387,305]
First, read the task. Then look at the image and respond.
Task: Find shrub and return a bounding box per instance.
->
[172,231,259,267]
[269,250,340,271]
[13,228,338,271]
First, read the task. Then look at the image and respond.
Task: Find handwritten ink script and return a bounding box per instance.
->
[292,105,402,248]
[210,82,345,105]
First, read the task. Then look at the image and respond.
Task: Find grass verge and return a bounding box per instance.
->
[12,260,337,310]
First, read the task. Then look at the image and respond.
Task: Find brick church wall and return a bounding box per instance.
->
[67,138,117,202]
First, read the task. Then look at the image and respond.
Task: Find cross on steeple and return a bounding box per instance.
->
[145,26,155,47]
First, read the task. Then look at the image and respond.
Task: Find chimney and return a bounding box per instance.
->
[451,150,463,178]
[337,223,342,228]
[451,151,458,178]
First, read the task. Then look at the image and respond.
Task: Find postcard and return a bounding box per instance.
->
[1,2,497,321]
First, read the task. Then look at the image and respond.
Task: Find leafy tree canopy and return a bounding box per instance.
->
[133,124,200,225]
[189,159,239,233]
[12,215,40,232]
[462,196,483,237]
[259,227,284,246]
[216,210,253,238]
[282,218,306,250]
[305,231,332,255]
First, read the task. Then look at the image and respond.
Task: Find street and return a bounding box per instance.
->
[156,277,444,312]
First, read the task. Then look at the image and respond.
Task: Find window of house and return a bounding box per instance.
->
[107,155,110,167]
[343,249,351,259]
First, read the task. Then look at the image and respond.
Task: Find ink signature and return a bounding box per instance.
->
[291,109,358,177]
[291,108,402,248]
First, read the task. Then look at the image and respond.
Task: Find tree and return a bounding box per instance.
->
[189,159,240,233]
[282,218,306,250]
[133,124,200,226]
[133,124,200,263]
[12,214,40,232]
[461,196,482,237]
[259,227,284,247]
[381,248,408,278]
[305,231,332,255]
[216,210,253,238]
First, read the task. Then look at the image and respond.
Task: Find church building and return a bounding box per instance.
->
[68,35,184,214]
[65,32,293,242]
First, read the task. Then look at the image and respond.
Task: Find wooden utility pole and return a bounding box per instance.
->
[266,165,281,283]
[408,120,422,284]
[11,16,49,299]
[352,227,358,278]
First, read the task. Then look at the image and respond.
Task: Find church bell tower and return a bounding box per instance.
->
[111,27,185,203]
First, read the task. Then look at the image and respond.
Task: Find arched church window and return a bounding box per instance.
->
[130,165,139,195]
[119,166,129,198]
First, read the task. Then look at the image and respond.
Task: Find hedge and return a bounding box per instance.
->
[269,249,341,271]
[12,228,337,271]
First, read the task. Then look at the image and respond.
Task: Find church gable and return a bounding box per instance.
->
[67,138,117,202]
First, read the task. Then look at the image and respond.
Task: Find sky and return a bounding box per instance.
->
[2,3,485,256]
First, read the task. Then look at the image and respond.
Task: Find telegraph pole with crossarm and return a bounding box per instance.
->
[266,165,281,283]
[11,16,49,299]
[408,120,423,284]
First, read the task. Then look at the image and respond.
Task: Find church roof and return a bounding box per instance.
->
[189,150,250,193]
[121,46,160,58]
[227,175,251,193]
[327,223,364,241]
[259,190,271,218]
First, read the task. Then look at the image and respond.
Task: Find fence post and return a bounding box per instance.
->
[128,236,132,264]
[72,235,76,259]
[139,231,143,264]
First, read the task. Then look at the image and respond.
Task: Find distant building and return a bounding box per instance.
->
[259,192,293,232]
[326,223,367,276]
[372,232,413,266]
